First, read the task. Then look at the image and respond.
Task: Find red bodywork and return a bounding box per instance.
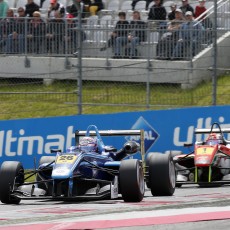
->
[219,145,230,155]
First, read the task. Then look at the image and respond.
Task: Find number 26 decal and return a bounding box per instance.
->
[56,155,77,164]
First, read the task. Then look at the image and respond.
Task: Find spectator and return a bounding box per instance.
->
[195,0,207,19]
[100,11,129,58]
[148,0,167,21]
[5,7,27,53]
[7,8,14,16]
[168,9,185,32]
[66,0,86,19]
[27,11,46,53]
[168,2,177,21]
[17,6,25,16]
[128,10,146,58]
[83,0,104,16]
[195,0,213,44]
[172,11,204,60]
[0,0,9,18]
[194,0,211,29]
[194,0,212,44]
[112,12,129,58]
[111,12,130,59]
[157,8,184,59]
[148,0,167,38]
[179,0,194,16]
[0,8,15,52]
[63,14,86,54]
[46,10,65,54]
[25,0,40,18]
[47,0,65,19]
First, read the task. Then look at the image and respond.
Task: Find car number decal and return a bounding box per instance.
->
[196,147,214,155]
[56,155,77,164]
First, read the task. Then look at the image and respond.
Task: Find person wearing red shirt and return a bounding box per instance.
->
[195,0,207,19]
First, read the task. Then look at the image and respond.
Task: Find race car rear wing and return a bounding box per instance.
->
[75,126,145,161]
[75,129,143,136]
[195,128,230,134]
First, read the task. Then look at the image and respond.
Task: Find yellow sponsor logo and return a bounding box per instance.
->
[196,147,214,155]
[56,155,77,164]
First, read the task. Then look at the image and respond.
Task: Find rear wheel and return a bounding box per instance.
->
[145,152,157,189]
[166,151,184,188]
[149,152,176,196]
[0,161,24,204]
[119,159,145,202]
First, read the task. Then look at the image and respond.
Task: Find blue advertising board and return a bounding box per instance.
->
[0,105,229,168]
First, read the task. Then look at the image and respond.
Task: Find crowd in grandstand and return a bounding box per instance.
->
[0,0,212,59]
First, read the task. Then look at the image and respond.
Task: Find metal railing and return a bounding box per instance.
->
[0,17,221,60]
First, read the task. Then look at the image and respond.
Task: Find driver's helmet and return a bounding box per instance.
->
[66,146,79,154]
[79,136,98,152]
[206,133,224,145]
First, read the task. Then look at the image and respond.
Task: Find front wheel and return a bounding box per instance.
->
[0,161,24,204]
[149,152,176,196]
[119,159,145,202]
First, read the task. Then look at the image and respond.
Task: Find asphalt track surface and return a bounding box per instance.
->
[1,185,230,230]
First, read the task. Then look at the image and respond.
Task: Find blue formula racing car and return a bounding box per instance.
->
[0,125,145,204]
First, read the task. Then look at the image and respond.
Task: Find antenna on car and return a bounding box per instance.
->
[75,130,80,145]
[33,157,37,171]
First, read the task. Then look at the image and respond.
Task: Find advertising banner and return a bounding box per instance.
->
[0,105,229,168]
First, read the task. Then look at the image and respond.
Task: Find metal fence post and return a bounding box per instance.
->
[212,0,218,106]
[73,0,83,115]
[24,17,30,68]
[146,26,151,109]
[105,22,111,70]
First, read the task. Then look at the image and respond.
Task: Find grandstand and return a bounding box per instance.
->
[0,0,230,89]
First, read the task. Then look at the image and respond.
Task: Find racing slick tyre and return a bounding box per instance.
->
[36,156,55,194]
[149,152,176,196]
[0,161,24,204]
[38,156,56,166]
[165,150,183,158]
[165,151,183,188]
[145,152,156,189]
[119,159,145,202]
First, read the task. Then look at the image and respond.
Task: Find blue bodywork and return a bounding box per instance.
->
[0,125,144,204]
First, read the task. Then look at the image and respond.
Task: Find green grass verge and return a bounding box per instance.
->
[0,74,229,120]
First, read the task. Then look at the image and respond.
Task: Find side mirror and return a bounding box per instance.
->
[183,143,193,147]
[123,141,140,154]
[195,141,205,145]
[50,149,62,153]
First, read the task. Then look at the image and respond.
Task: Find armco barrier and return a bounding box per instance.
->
[0,105,229,168]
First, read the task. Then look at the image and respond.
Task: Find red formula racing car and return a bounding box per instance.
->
[173,122,230,187]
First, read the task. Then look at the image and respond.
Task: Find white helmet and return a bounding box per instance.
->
[79,136,98,152]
